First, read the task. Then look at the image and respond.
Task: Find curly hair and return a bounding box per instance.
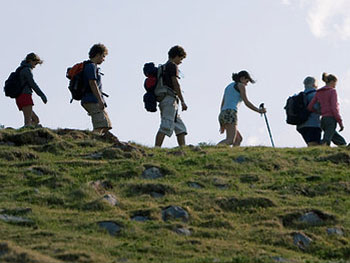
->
[89,43,108,59]
[168,45,186,59]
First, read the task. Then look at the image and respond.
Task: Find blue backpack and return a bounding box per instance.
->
[3,66,25,98]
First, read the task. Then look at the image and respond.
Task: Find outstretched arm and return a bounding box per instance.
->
[238,84,265,113]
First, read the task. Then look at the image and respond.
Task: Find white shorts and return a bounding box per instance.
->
[158,95,187,137]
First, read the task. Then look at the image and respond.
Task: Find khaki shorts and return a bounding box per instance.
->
[158,95,187,137]
[82,103,112,130]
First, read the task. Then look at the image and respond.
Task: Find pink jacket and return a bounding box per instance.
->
[307,86,343,126]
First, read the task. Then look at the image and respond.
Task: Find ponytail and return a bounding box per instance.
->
[232,73,240,82]
[231,70,255,84]
[322,72,337,84]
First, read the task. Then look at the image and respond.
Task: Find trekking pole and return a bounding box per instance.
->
[259,103,275,148]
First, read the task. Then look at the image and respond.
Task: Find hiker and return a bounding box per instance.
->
[307,73,346,146]
[16,53,47,127]
[296,77,321,146]
[81,43,117,141]
[218,70,266,145]
[154,45,188,147]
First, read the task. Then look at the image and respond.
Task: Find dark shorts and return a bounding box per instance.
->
[16,93,34,111]
[219,109,238,126]
[297,127,321,144]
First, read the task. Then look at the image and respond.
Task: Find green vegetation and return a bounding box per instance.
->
[0,127,349,263]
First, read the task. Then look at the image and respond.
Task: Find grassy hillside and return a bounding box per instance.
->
[0,127,349,263]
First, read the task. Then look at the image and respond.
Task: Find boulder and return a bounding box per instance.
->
[142,167,164,179]
[162,206,189,222]
[97,221,122,236]
[293,232,312,249]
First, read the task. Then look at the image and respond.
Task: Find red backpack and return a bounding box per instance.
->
[66,60,92,102]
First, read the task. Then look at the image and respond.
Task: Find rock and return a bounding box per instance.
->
[0,214,35,226]
[239,174,260,183]
[188,145,204,153]
[213,178,229,189]
[127,183,174,197]
[131,210,152,222]
[0,242,9,256]
[131,216,150,222]
[187,182,204,189]
[282,210,336,228]
[103,194,119,206]
[0,208,32,216]
[89,180,113,194]
[89,153,103,159]
[327,227,344,236]
[150,192,164,198]
[162,206,189,222]
[174,227,191,236]
[167,150,185,156]
[271,256,290,262]
[97,221,122,236]
[142,167,164,179]
[293,232,312,249]
[235,156,247,163]
[299,212,323,225]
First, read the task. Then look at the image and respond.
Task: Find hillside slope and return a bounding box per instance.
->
[0,127,350,263]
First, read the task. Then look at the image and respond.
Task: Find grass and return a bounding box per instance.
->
[0,127,349,262]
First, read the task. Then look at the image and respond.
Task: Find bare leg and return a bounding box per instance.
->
[307,141,319,147]
[176,133,186,147]
[22,105,33,126]
[31,111,40,125]
[155,131,166,147]
[233,130,242,146]
[218,123,237,145]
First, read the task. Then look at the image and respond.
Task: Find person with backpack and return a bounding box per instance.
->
[154,45,188,147]
[80,43,118,141]
[296,77,321,146]
[307,73,347,146]
[218,70,266,145]
[16,53,47,127]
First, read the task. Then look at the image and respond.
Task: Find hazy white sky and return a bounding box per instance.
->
[1,0,350,147]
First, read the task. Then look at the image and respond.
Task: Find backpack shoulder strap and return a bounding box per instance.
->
[305,90,316,95]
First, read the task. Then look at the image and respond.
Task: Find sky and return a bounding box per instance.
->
[1,0,350,148]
